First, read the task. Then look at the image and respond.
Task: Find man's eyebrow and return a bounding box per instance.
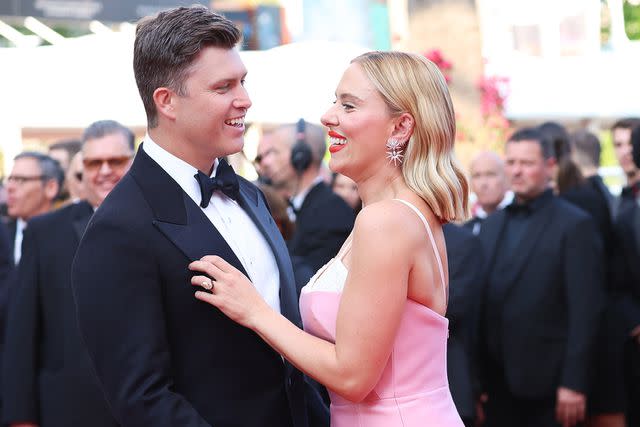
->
[210,72,248,86]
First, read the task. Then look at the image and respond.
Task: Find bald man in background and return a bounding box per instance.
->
[466,151,513,235]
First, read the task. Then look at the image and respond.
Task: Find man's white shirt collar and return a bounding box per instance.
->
[142,135,221,207]
[290,175,324,211]
[475,190,514,219]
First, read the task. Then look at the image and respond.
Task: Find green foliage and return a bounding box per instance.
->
[624,0,640,40]
[599,130,616,167]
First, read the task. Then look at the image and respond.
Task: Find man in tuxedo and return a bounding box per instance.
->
[612,118,640,195]
[257,121,354,290]
[2,120,134,427]
[72,6,323,427]
[479,128,604,427]
[466,151,512,235]
[570,130,616,216]
[5,152,62,264]
[566,129,628,427]
[443,223,486,427]
[613,123,640,426]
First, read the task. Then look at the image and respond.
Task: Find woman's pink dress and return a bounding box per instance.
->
[299,199,464,427]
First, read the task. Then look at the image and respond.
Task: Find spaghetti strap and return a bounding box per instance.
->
[336,236,353,262]
[392,199,447,300]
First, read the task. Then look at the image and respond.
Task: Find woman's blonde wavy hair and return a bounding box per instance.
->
[351,51,469,222]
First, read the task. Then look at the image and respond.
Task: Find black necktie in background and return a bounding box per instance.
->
[194,159,239,208]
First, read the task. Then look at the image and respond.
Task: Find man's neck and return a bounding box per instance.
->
[148,128,219,174]
[581,166,599,178]
[292,168,320,198]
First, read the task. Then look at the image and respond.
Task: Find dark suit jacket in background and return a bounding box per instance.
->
[72,148,312,427]
[5,220,16,266]
[444,223,486,421]
[288,181,354,292]
[0,221,14,419]
[479,195,604,399]
[612,189,640,333]
[2,201,117,427]
[560,180,613,256]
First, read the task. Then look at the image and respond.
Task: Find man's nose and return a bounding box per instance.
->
[234,86,252,110]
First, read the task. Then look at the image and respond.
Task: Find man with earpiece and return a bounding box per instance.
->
[256,119,355,294]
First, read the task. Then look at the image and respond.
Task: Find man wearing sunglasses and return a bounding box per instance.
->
[2,120,133,427]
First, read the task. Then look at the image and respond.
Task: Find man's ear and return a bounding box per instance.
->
[390,112,415,143]
[44,179,59,202]
[545,156,557,179]
[153,87,177,121]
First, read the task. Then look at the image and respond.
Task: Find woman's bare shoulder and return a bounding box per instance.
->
[353,200,424,246]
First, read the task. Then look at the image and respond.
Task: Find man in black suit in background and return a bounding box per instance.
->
[72,6,323,427]
[5,152,62,265]
[479,128,604,427]
[613,123,640,426]
[443,223,486,427]
[257,121,354,290]
[2,120,134,427]
[466,151,512,236]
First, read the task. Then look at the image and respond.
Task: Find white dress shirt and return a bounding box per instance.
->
[142,136,281,313]
[13,218,26,265]
[471,191,514,235]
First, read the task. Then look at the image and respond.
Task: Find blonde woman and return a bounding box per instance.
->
[190,51,468,426]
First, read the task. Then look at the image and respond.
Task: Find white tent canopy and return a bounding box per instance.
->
[0,33,368,170]
[0,33,369,129]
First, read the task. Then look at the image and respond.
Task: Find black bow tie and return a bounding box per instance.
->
[194,159,239,207]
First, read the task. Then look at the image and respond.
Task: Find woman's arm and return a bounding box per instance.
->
[190,203,413,402]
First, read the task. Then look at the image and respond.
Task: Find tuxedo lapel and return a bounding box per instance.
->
[130,147,299,325]
[129,146,248,276]
[71,201,94,243]
[236,182,300,326]
[154,193,248,277]
[7,219,16,265]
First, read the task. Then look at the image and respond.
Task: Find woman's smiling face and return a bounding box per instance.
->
[321,63,396,180]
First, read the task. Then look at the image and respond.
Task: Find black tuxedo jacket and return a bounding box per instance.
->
[0,221,14,418]
[478,195,604,398]
[6,220,16,266]
[560,180,613,257]
[443,224,486,419]
[72,147,310,427]
[288,182,354,290]
[611,191,640,333]
[2,201,117,426]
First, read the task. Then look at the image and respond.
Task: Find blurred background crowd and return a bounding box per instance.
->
[0,1,639,427]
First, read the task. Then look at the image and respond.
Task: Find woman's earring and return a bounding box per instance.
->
[386,139,405,166]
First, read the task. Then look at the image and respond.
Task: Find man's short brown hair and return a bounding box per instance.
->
[133,5,241,127]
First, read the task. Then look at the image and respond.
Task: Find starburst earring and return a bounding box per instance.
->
[386,138,405,166]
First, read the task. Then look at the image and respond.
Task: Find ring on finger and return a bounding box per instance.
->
[201,279,213,290]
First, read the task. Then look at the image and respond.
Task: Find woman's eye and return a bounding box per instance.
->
[342,103,354,111]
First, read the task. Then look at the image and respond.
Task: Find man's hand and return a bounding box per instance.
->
[630,324,640,345]
[556,387,586,427]
[475,393,488,426]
